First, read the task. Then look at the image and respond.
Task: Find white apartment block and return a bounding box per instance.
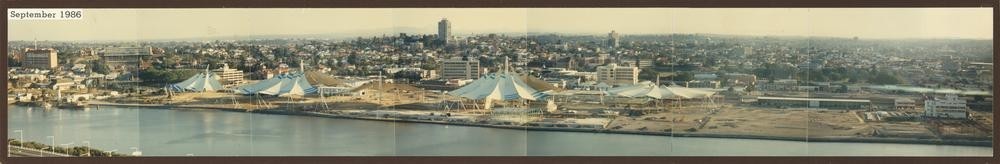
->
[596,63,639,86]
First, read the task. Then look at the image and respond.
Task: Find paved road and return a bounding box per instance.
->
[8,145,73,157]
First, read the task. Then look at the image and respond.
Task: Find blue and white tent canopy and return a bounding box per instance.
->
[448,72,547,101]
[169,72,225,92]
[235,72,318,96]
[606,81,717,99]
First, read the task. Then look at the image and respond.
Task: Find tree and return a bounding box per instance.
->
[847,77,860,83]
[753,63,798,80]
[419,63,439,71]
[638,69,660,81]
[90,60,111,74]
[7,55,21,67]
[672,72,694,82]
[137,68,200,85]
[870,71,903,85]
[393,70,423,83]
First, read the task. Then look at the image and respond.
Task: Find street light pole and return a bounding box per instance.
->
[82,141,91,157]
[7,130,23,155]
[60,142,74,155]
[105,149,117,157]
[13,130,23,148]
[46,136,54,155]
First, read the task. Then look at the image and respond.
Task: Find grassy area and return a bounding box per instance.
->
[7,139,129,157]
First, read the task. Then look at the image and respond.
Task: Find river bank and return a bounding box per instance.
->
[83,102,992,147]
[7,139,130,157]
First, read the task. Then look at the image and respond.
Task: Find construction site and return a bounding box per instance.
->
[47,66,991,147]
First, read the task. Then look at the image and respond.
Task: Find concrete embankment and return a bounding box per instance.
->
[89,102,251,112]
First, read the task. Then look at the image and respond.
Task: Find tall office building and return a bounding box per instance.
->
[23,48,58,69]
[596,63,639,86]
[438,18,452,45]
[441,57,481,80]
[607,30,620,49]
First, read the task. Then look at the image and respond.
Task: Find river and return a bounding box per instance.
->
[5,105,992,156]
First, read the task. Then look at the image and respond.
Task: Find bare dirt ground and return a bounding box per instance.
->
[607,105,875,138]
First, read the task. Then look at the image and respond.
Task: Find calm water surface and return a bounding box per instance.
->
[6,105,992,156]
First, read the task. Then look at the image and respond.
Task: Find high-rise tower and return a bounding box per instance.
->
[438,18,452,44]
[607,30,620,49]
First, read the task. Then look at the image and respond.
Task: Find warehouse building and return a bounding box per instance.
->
[755,96,871,109]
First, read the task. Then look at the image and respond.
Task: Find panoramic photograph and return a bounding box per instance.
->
[5,8,994,156]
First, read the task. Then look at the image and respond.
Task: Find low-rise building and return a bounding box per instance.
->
[756,79,798,91]
[50,78,75,90]
[101,47,153,71]
[722,73,758,86]
[212,64,245,88]
[621,59,654,69]
[694,73,719,81]
[686,80,720,89]
[14,93,33,102]
[440,57,482,80]
[895,98,916,110]
[596,63,639,86]
[62,94,93,103]
[924,94,968,119]
[23,48,58,69]
[755,96,871,109]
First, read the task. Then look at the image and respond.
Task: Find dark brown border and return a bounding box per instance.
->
[0,0,997,8]
[2,0,998,164]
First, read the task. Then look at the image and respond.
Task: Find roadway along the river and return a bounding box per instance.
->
[8,145,74,157]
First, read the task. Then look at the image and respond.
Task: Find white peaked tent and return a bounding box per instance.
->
[448,72,548,101]
[447,57,550,122]
[236,72,318,97]
[606,81,717,99]
[169,70,225,92]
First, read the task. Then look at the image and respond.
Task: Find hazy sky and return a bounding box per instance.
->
[7,8,993,41]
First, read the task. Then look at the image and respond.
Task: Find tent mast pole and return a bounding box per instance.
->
[656,75,661,112]
[322,88,329,111]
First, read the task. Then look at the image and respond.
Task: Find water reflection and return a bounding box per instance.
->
[6,105,992,156]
